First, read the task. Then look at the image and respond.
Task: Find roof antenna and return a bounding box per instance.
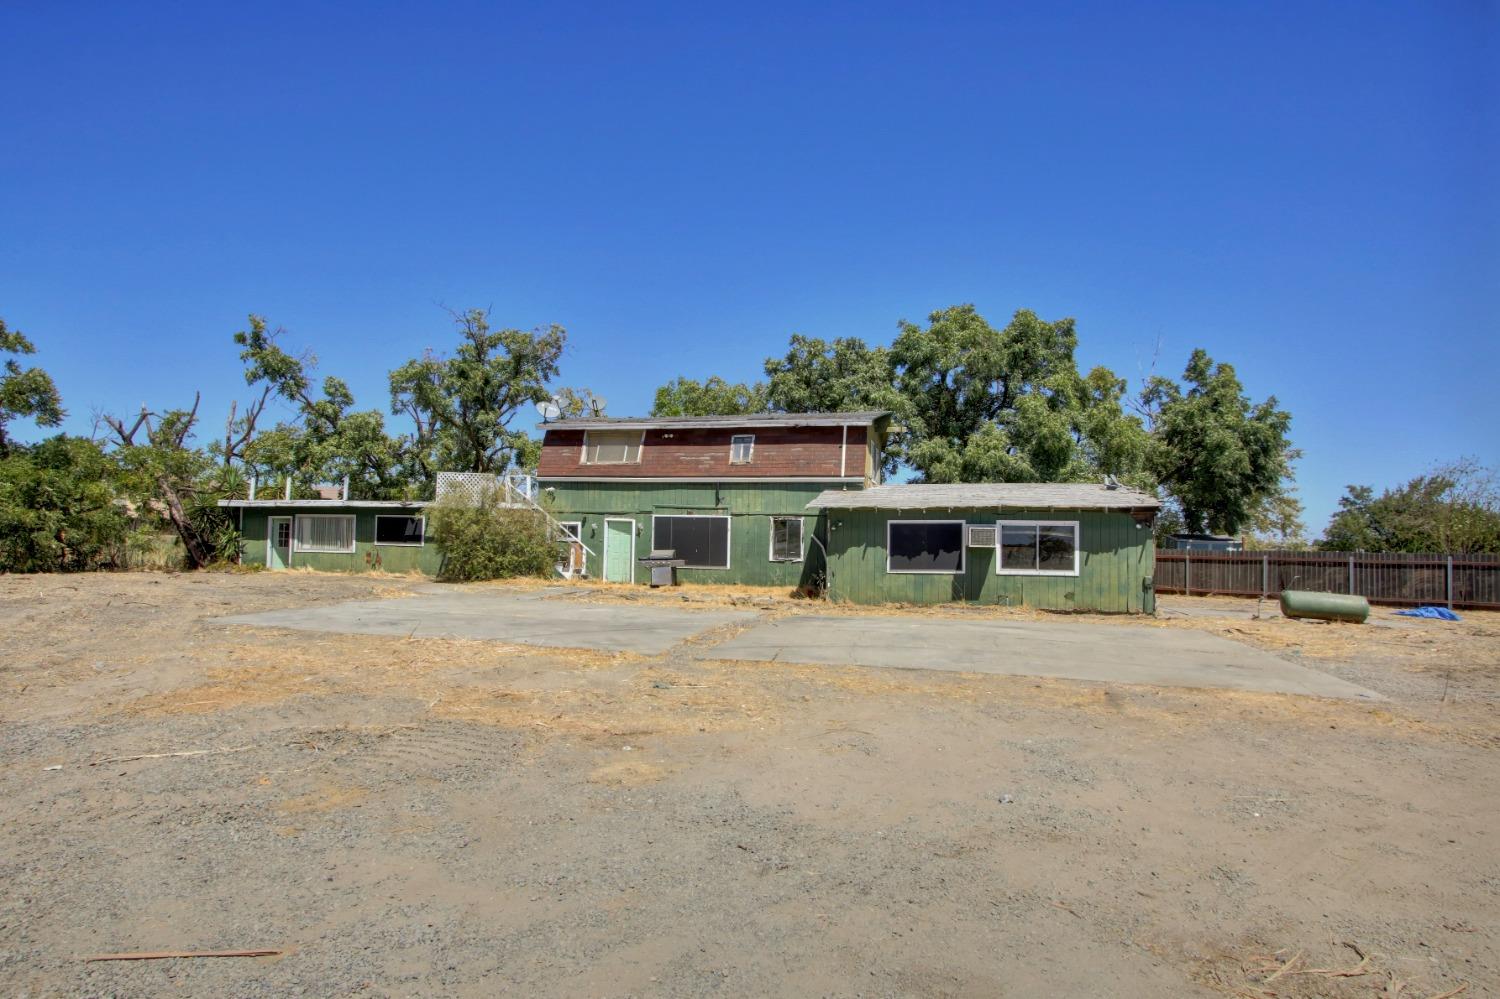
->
[1104,474,1120,490]
[588,395,607,417]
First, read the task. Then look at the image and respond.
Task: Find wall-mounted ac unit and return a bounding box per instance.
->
[967,525,998,548]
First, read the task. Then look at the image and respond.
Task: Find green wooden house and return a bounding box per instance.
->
[222,412,1162,613]
[222,499,442,574]
[807,482,1160,613]
[536,412,892,589]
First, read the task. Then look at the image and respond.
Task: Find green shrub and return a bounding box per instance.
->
[428,489,555,581]
[0,436,130,572]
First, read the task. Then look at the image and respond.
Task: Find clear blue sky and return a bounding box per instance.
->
[2,2,1495,534]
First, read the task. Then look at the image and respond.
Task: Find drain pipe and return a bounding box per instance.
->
[808,529,832,602]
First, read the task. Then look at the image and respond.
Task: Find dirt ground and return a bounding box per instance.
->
[1,571,1497,998]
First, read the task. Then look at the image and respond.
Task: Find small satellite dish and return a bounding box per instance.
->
[588,395,607,417]
[535,400,562,422]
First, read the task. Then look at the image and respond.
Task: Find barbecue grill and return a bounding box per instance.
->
[638,549,685,587]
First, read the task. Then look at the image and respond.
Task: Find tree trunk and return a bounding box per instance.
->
[157,475,213,569]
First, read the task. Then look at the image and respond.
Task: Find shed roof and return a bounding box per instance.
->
[542,411,890,432]
[806,482,1161,512]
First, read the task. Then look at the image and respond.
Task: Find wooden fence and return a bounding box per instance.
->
[1153,549,1500,610]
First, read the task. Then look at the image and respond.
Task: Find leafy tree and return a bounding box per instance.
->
[1141,349,1291,536]
[103,393,237,568]
[0,317,64,454]
[1243,487,1309,549]
[889,305,1147,484]
[427,487,556,580]
[0,436,129,572]
[390,309,566,485]
[762,334,903,415]
[236,316,412,498]
[650,376,768,417]
[1320,459,1500,553]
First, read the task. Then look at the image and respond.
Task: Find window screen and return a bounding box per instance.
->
[887,521,964,573]
[653,516,730,569]
[375,515,424,545]
[770,517,802,561]
[294,515,355,553]
[730,434,754,463]
[583,430,642,464]
[998,521,1078,574]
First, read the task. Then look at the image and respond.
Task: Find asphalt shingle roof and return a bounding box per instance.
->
[806,482,1161,511]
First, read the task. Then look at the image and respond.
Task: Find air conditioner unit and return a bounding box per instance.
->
[967,525,998,548]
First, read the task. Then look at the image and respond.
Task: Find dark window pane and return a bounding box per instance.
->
[1038,525,1076,572]
[1000,524,1037,571]
[888,522,964,572]
[654,516,729,568]
[771,517,801,560]
[376,516,424,545]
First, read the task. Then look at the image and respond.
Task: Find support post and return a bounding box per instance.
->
[248,475,257,502]
[1185,549,1191,596]
[1348,554,1355,595]
[284,476,292,501]
[1446,555,1454,610]
[342,475,350,501]
[1262,553,1269,597]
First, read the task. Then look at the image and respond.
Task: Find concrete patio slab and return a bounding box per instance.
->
[215,590,757,655]
[699,614,1383,700]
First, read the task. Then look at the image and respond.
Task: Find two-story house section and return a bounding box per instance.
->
[536,411,893,588]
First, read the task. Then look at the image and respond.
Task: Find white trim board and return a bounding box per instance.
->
[768,515,805,563]
[995,519,1081,577]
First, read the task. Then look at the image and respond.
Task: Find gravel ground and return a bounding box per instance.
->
[1,572,1496,998]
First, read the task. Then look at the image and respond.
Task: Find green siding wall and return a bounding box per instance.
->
[546,481,843,588]
[237,507,444,575]
[824,508,1155,613]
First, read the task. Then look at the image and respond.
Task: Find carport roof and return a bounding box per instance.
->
[806,482,1161,511]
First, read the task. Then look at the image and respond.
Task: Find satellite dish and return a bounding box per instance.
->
[535,400,562,422]
[588,395,607,417]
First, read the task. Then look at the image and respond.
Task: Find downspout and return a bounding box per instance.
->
[808,527,831,602]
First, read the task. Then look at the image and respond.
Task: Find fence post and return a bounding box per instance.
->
[1185,549,1191,596]
[1446,555,1454,610]
[1262,553,1269,597]
[1348,555,1355,594]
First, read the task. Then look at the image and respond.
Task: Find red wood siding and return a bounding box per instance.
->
[538,426,868,479]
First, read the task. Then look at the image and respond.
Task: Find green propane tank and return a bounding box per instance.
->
[1278,589,1370,624]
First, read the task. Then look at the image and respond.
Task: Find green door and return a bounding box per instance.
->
[267,517,292,570]
[604,518,634,583]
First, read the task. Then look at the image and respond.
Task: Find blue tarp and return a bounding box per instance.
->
[1395,606,1462,621]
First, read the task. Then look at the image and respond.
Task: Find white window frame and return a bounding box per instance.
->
[996,519,1081,577]
[886,519,967,575]
[373,514,426,547]
[768,515,804,562]
[292,513,357,554]
[556,520,582,540]
[729,434,755,464]
[581,430,645,465]
[651,514,732,570]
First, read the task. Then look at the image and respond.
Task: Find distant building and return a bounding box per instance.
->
[1164,533,1243,553]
